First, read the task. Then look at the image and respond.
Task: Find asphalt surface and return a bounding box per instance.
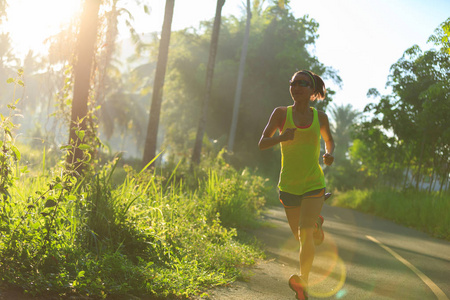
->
[197,204,450,300]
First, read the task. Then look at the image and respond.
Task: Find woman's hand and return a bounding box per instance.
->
[280,128,296,141]
[323,153,334,166]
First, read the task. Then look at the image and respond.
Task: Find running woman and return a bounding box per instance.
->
[258,70,335,300]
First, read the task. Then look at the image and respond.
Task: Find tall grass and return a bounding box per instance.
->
[331,188,450,240]
[0,151,269,298]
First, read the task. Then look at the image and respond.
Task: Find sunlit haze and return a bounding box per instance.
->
[4,0,82,56]
[4,0,450,111]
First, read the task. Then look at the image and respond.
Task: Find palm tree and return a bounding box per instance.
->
[328,104,360,162]
[67,0,101,172]
[142,0,175,167]
[191,0,226,165]
[228,0,251,152]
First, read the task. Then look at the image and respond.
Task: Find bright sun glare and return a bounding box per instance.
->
[5,0,82,57]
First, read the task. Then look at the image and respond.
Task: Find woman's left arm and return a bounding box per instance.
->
[318,111,335,166]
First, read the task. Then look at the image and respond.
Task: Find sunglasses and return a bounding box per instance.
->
[289,79,311,88]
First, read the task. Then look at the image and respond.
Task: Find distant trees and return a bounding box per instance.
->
[161,1,340,174]
[0,33,18,102]
[324,104,361,190]
[350,27,450,193]
[328,104,360,163]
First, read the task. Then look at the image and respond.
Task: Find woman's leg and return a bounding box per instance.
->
[298,195,324,283]
[284,206,302,241]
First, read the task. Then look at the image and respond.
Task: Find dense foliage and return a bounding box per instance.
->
[1,147,268,298]
[160,4,340,176]
[1,70,268,298]
[326,18,450,194]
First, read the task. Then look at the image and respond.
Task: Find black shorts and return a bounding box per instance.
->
[279,188,325,208]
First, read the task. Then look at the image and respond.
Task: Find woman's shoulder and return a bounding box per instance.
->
[272,106,288,117]
[316,109,328,118]
[270,106,289,129]
[274,106,289,112]
[316,109,330,125]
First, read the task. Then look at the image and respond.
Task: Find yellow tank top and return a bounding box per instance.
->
[278,106,325,195]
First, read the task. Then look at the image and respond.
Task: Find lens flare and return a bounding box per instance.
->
[308,251,347,298]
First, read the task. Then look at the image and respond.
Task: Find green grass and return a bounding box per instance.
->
[0,151,269,299]
[331,188,450,240]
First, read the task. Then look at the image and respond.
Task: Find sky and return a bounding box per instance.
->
[3,0,450,112]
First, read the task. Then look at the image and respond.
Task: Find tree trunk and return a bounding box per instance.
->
[402,161,410,190]
[96,0,119,106]
[415,134,426,190]
[428,149,439,193]
[142,0,175,167]
[191,0,226,165]
[388,141,398,188]
[228,0,251,152]
[67,0,101,173]
[439,163,449,195]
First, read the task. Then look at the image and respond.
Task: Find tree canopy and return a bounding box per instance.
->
[159,2,340,172]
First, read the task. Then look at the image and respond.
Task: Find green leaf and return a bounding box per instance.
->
[53,183,63,190]
[76,130,85,141]
[11,145,21,161]
[78,144,90,151]
[20,165,29,174]
[44,199,57,207]
[6,78,14,84]
[66,195,77,201]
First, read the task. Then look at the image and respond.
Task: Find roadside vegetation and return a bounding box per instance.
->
[1,144,268,299]
[0,76,268,298]
[330,189,449,241]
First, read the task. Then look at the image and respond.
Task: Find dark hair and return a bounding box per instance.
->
[293,70,326,100]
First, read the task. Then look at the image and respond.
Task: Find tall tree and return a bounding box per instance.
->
[142,0,175,167]
[67,0,101,172]
[354,42,450,191]
[161,2,338,173]
[328,104,359,162]
[228,0,251,152]
[191,0,226,165]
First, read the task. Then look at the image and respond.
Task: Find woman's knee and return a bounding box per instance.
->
[299,217,316,229]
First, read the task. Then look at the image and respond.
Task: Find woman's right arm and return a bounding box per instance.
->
[258,107,294,150]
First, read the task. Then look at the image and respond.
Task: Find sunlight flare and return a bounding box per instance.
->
[4,0,82,55]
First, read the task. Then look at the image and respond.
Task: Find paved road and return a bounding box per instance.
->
[199,204,450,299]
